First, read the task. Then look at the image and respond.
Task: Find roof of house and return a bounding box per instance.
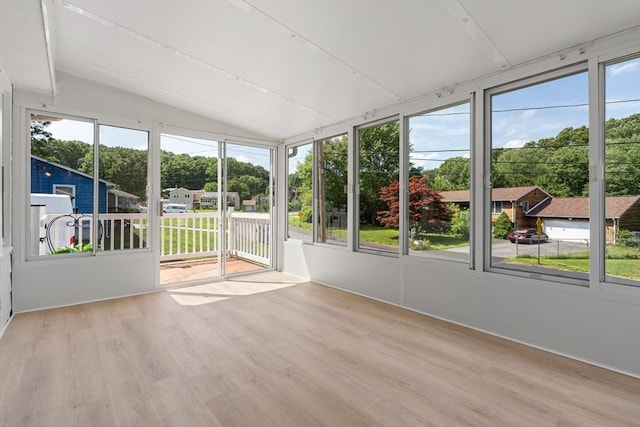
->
[530,196,640,219]
[439,186,547,203]
[108,188,139,199]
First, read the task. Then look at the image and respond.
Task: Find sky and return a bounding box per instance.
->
[409,57,639,171]
[43,121,272,169]
[42,58,639,175]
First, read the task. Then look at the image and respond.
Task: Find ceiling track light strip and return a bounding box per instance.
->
[242,0,404,103]
[61,1,336,122]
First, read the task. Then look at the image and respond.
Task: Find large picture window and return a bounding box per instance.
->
[316,134,348,246]
[29,114,149,257]
[489,69,589,281]
[408,102,471,262]
[604,56,640,285]
[357,119,400,254]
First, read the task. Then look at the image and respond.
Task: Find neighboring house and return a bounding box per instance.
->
[191,190,204,209]
[440,186,550,228]
[108,188,140,212]
[200,192,241,210]
[168,187,193,209]
[440,185,640,243]
[31,155,113,213]
[242,199,257,212]
[529,196,640,243]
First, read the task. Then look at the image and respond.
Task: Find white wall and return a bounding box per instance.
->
[11,73,274,312]
[0,64,12,333]
[286,243,640,377]
[282,31,640,378]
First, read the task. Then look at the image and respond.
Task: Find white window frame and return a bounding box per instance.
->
[484,63,590,286]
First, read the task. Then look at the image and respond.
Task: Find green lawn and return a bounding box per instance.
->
[507,244,640,281]
[289,217,469,250]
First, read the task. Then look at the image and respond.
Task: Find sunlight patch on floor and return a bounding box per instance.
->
[167,272,307,306]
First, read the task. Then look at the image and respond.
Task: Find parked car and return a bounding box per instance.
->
[508,228,548,244]
[163,203,187,213]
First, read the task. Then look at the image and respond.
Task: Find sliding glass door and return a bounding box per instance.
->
[159,134,273,286]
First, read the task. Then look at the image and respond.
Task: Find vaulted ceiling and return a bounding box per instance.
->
[1,0,639,140]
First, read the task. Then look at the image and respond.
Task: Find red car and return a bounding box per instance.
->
[508,228,548,244]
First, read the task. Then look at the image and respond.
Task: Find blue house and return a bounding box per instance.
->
[31,155,114,213]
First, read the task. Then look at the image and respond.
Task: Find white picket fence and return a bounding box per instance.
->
[160,212,270,265]
[38,211,270,265]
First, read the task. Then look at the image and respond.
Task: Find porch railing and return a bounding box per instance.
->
[37,211,270,265]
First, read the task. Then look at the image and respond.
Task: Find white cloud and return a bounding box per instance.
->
[504,139,527,149]
[610,61,640,76]
[520,109,536,120]
[410,152,440,170]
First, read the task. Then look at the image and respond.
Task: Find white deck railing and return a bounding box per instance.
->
[38,212,270,265]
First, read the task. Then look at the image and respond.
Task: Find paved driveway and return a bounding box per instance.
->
[491,239,590,259]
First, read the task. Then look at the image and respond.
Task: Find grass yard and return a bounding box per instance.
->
[507,244,640,281]
[288,217,470,250]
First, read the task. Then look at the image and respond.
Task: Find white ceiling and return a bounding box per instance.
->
[0,0,639,140]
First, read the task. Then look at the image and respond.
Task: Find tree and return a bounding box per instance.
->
[359,121,400,224]
[492,212,513,239]
[203,182,218,192]
[449,204,470,239]
[427,156,470,191]
[377,176,451,237]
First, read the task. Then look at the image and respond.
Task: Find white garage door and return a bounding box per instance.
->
[544,219,590,241]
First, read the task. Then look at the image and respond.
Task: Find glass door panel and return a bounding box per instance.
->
[159,133,221,286]
[223,142,274,275]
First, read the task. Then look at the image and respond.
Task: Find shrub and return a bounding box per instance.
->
[450,205,470,239]
[492,212,513,239]
[617,229,639,247]
[300,205,313,223]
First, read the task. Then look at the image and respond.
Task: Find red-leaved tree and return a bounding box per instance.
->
[377,176,451,236]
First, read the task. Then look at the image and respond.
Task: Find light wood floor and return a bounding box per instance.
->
[1,273,639,427]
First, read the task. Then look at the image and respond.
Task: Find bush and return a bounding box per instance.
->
[450,205,470,239]
[299,205,313,223]
[492,212,513,239]
[617,229,639,247]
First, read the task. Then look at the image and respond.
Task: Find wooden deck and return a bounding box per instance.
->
[1,273,639,426]
[159,257,267,286]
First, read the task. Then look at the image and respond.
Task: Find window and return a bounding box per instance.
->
[29,114,150,257]
[98,124,149,251]
[316,134,348,246]
[287,142,313,242]
[489,68,589,281]
[491,201,503,214]
[604,56,640,285]
[407,102,471,262]
[30,115,95,256]
[53,185,76,209]
[357,119,399,254]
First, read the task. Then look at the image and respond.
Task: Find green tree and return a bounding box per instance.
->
[359,121,400,224]
[203,182,218,192]
[427,156,470,191]
[493,212,513,239]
